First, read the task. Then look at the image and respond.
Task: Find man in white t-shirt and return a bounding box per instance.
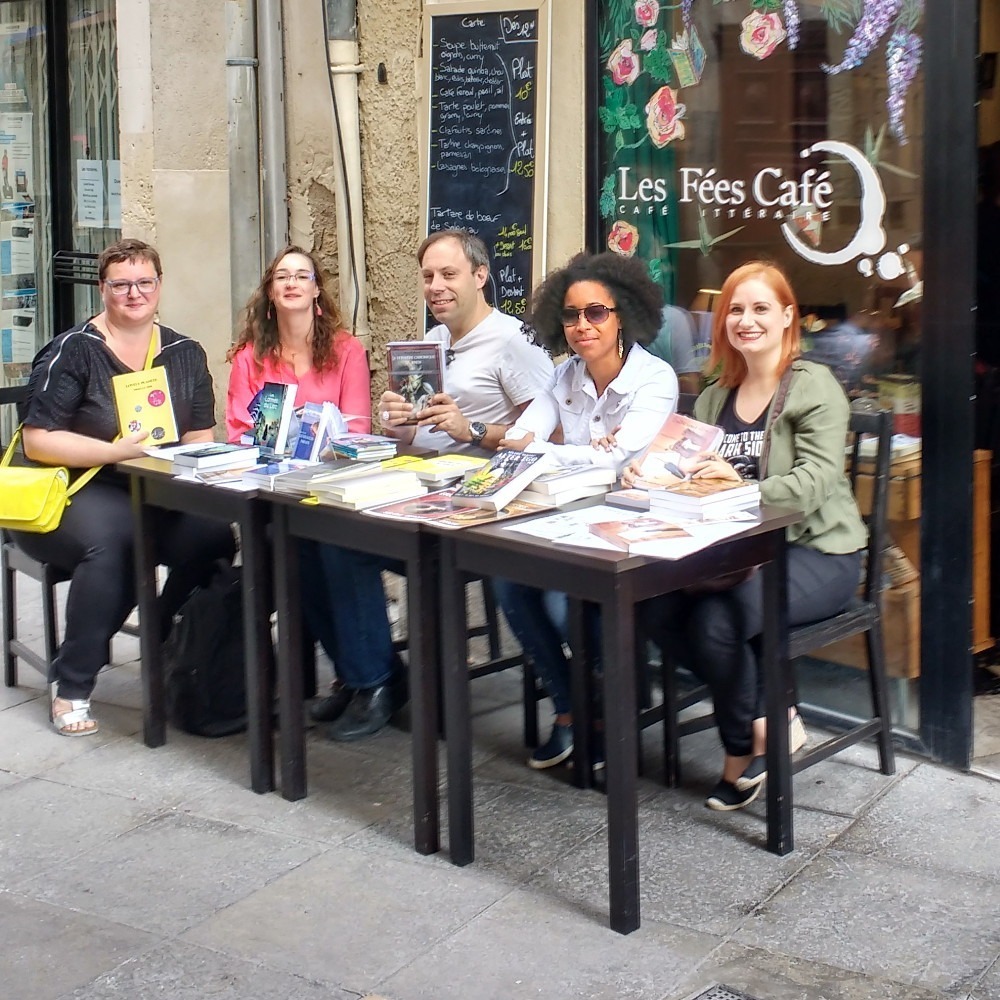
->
[308,230,553,741]
[380,229,553,453]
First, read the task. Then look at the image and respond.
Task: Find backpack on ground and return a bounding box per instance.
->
[163,565,248,737]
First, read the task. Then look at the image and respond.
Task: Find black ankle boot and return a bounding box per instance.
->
[309,681,354,723]
[327,684,393,741]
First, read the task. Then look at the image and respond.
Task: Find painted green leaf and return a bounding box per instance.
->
[599,107,618,132]
[599,175,617,220]
[617,104,643,131]
[614,130,626,152]
[644,46,673,84]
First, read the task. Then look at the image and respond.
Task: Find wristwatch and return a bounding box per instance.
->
[468,421,488,446]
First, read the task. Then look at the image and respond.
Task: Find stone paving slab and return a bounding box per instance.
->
[181,845,509,995]
[17,811,324,937]
[732,848,1000,995]
[56,941,354,1000]
[380,888,719,1000]
[667,942,954,1000]
[525,791,848,938]
[0,891,157,1000]
[835,762,1000,881]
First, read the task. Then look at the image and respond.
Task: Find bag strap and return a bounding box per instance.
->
[0,328,159,494]
[758,363,796,479]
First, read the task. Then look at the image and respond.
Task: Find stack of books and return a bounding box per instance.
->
[268,459,381,497]
[451,450,549,511]
[648,477,761,520]
[290,401,348,462]
[309,469,426,510]
[171,444,261,476]
[517,465,615,508]
[382,453,487,486]
[241,459,313,490]
[326,433,398,461]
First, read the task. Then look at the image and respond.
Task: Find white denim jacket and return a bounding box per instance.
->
[505,344,678,471]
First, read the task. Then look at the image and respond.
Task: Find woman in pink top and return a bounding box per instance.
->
[226,245,371,439]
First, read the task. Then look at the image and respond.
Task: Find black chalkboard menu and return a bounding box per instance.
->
[424,3,548,318]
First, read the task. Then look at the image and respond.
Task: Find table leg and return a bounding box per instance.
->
[567,598,592,788]
[602,589,640,935]
[130,475,164,748]
[441,538,474,866]
[274,507,305,801]
[763,534,793,855]
[408,533,440,855]
[240,499,274,794]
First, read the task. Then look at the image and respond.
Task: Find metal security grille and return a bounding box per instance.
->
[682,986,762,1000]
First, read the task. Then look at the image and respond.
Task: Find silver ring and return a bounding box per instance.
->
[381,410,390,421]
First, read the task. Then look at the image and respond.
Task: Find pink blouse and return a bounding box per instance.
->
[225,331,371,442]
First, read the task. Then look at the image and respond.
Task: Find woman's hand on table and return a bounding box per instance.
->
[591,426,620,452]
[498,429,534,452]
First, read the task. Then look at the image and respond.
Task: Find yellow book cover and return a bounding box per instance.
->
[111,366,179,444]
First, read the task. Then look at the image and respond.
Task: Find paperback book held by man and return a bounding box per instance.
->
[386,340,446,421]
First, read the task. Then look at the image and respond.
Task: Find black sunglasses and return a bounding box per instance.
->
[560,304,617,327]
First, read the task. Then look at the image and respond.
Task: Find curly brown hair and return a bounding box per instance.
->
[227,245,345,371]
[528,252,664,356]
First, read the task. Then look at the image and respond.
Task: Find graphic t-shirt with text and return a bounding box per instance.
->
[717,391,770,481]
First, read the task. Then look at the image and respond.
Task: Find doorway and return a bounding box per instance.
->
[0,0,119,406]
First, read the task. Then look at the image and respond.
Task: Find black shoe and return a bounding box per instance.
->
[705,779,760,811]
[309,681,354,723]
[327,684,393,742]
[528,722,574,770]
[735,755,766,791]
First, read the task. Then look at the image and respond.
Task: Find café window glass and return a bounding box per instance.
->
[596,0,926,732]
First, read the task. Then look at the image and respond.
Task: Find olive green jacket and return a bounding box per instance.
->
[695,359,867,554]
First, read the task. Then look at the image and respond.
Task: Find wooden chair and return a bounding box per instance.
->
[645,406,897,786]
[1,385,139,689]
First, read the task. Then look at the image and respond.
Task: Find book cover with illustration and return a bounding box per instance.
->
[364,487,546,528]
[111,366,179,445]
[632,412,724,489]
[650,476,760,508]
[588,515,694,552]
[451,450,548,510]
[250,381,298,457]
[386,340,446,420]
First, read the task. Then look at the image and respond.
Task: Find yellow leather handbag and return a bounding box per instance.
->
[0,427,101,534]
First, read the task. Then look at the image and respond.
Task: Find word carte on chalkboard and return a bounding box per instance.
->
[423,1,549,321]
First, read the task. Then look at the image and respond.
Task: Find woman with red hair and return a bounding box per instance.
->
[639,261,866,811]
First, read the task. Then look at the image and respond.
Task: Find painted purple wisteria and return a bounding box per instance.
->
[681,0,694,28]
[783,0,800,50]
[886,26,922,144]
[823,0,904,74]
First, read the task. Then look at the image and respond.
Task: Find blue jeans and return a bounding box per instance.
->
[492,579,572,716]
[299,541,402,690]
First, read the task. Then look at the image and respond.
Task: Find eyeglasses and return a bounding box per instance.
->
[560,304,617,327]
[273,271,316,285]
[104,277,160,297]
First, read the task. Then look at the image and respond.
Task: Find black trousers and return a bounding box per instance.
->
[642,544,863,757]
[11,477,236,700]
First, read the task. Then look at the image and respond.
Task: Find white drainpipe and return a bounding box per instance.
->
[325,0,371,346]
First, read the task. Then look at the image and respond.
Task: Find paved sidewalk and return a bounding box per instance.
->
[1,571,999,1000]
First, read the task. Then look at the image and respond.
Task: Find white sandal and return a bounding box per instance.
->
[51,690,99,737]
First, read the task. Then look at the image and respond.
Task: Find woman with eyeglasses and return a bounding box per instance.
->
[494,251,678,770]
[12,238,237,736]
[225,245,371,441]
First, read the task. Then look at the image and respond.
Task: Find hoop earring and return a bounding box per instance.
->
[617,333,624,359]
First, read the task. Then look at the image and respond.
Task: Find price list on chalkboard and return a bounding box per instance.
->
[426,6,546,318]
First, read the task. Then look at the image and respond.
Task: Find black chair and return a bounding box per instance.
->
[1,385,139,689]
[646,406,897,787]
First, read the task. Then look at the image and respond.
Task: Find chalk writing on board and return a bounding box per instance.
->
[427,8,541,316]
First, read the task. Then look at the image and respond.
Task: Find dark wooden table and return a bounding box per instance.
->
[266,493,441,856]
[118,458,275,793]
[435,504,802,934]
